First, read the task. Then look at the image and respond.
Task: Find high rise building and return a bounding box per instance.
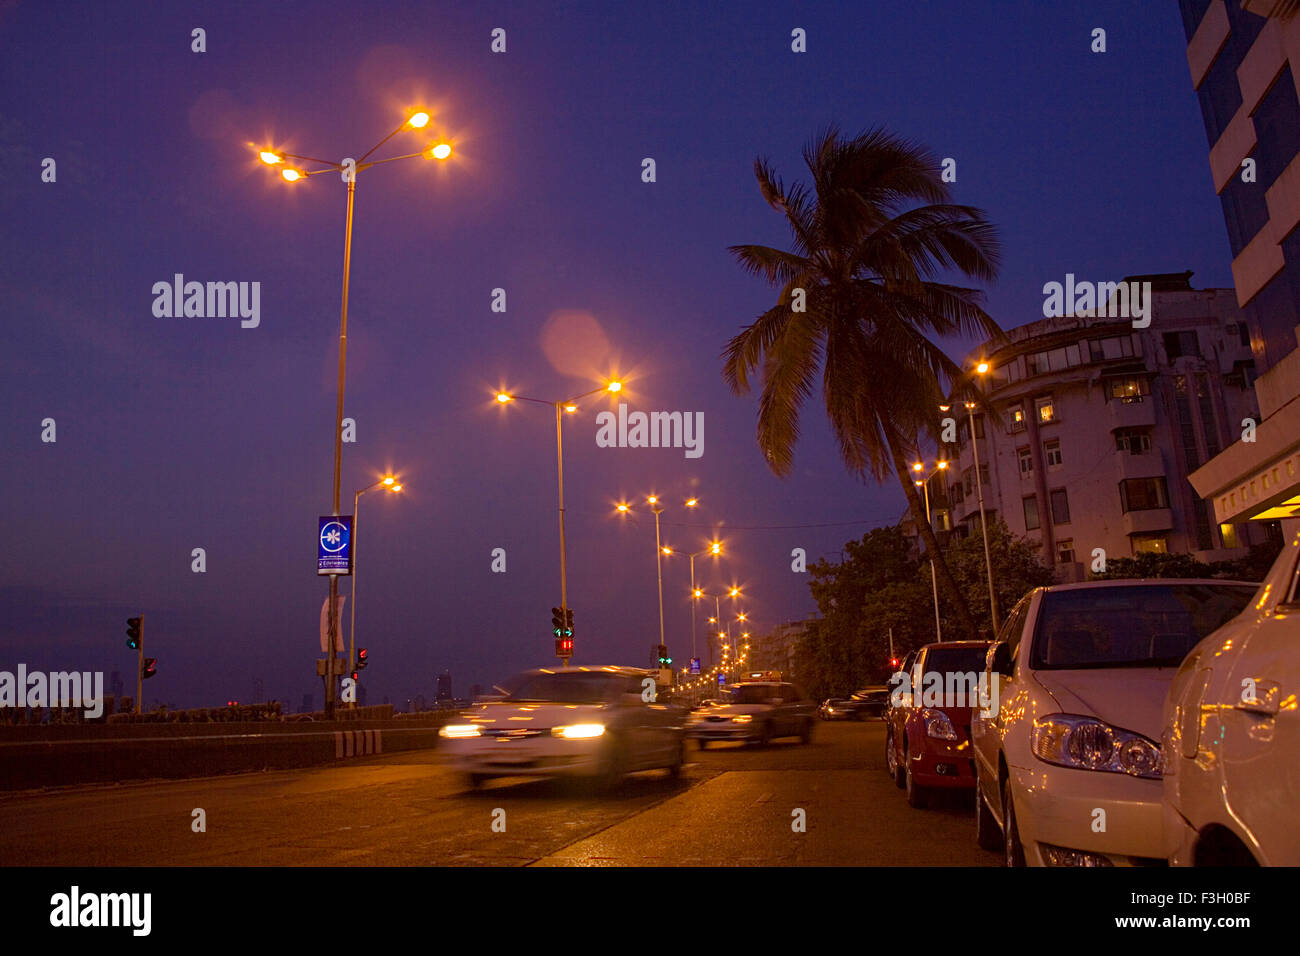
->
[926,274,1272,577]
[436,671,453,702]
[1179,1,1300,533]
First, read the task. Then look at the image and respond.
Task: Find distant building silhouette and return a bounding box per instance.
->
[436,671,453,702]
[301,693,313,714]
[109,670,123,700]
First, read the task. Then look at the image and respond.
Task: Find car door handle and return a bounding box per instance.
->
[1234,681,1282,717]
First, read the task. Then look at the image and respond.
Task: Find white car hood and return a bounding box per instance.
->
[464,700,609,728]
[1033,668,1178,742]
[698,704,770,718]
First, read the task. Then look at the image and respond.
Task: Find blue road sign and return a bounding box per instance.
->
[318,516,353,576]
[717,672,726,685]
[690,657,701,675]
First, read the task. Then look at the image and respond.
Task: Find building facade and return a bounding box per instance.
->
[929,274,1270,578]
[1180,0,1300,531]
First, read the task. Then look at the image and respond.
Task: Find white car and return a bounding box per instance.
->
[438,666,686,788]
[972,579,1256,866]
[1163,531,1300,865]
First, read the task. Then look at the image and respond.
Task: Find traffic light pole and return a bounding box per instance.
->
[554,402,570,667]
[136,615,144,716]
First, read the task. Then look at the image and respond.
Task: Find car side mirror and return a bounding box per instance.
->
[990,642,1013,677]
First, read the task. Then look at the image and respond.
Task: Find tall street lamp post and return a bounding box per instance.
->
[349,476,402,700]
[256,110,453,717]
[661,540,723,672]
[498,382,622,662]
[617,495,698,667]
[912,459,950,643]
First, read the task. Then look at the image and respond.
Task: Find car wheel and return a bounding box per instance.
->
[800,718,813,744]
[904,755,929,809]
[1002,777,1026,867]
[597,737,628,790]
[465,773,490,791]
[755,722,772,746]
[667,739,686,778]
[697,738,710,751]
[886,728,904,788]
[975,781,1003,851]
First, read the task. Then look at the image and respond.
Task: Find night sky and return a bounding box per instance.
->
[0,1,1232,709]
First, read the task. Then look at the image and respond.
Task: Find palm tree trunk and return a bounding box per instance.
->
[888,443,980,640]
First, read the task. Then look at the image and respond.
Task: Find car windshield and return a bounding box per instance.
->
[1030,584,1255,670]
[501,672,630,704]
[921,647,990,675]
[729,685,780,704]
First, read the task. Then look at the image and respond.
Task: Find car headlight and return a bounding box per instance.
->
[731,715,752,723]
[551,723,605,739]
[1031,714,1161,778]
[439,724,481,738]
[923,710,957,740]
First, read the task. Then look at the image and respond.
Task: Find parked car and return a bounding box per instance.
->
[849,685,892,719]
[884,641,992,807]
[438,666,687,789]
[686,680,815,747]
[972,580,1257,866]
[1163,532,1300,865]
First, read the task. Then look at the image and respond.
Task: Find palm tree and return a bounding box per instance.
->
[723,126,1004,639]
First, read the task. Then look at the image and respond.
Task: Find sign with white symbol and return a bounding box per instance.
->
[318,516,353,575]
[690,657,701,675]
[717,673,726,685]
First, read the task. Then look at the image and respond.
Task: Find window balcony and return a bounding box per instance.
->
[1108,398,1156,431]
[1116,449,1167,482]
[1122,508,1174,535]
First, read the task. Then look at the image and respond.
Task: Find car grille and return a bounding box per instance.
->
[481,728,546,738]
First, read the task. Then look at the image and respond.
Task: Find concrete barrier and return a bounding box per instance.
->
[0,718,448,791]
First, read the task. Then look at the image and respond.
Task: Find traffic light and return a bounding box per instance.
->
[126,617,141,650]
[551,606,564,636]
[555,634,573,659]
[657,644,671,667]
[142,657,157,680]
[356,647,368,671]
[889,657,900,669]
[564,608,574,636]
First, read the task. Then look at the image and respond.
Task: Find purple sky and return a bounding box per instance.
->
[0,1,1233,708]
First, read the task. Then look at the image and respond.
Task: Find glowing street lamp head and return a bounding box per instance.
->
[259,150,283,165]
[709,542,722,555]
[965,401,977,410]
[429,143,452,160]
[616,502,630,513]
[564,404,577,413]
[938,404,951,413]
[392,484,403,492]
[408,111,431,129]
[495,393,512,404]
[607,381,622,393]
[685,498,698,508]
[729,587,740,597]
[694,588,704,598]
[976,361,991,375]
[914,479,925,488]
[912,462,923,473]
[647,495,658,505]
[662,547,673,555]
[280,168,303,182]
[937,460,949,470]
[382,477,395,486]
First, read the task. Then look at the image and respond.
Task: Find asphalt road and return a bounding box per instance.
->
[0,720,998,866]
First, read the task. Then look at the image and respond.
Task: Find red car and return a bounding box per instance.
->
[884,640,993,808]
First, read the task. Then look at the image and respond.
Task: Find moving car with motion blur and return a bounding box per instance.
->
[438,666,687,789]
[686,680,815,747]
[972,579,1257,867]
[819,698,859,720]
[1163,532,1300,866]
[884,641,992,807]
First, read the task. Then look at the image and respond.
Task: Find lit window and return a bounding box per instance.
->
[1219,523,1240,549]
[1036,396,1055,423]
[1056,538,1075,564]
[1133,535,1168,555]
[1008,405,1026,432]
[1108,377,1150,403]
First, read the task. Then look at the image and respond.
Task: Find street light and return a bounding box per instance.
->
[941,359,999,635]
[497,380,622,662]
[616,494,697,669]
[255,108,454,717]
[348,476,402,699]
[912,459,949,642]
[662,539,724,670]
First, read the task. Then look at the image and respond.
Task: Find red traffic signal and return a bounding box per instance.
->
[142,657,157,680]
[889,657,900,668]
[356,647,368,671]
[555,635,573,658]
